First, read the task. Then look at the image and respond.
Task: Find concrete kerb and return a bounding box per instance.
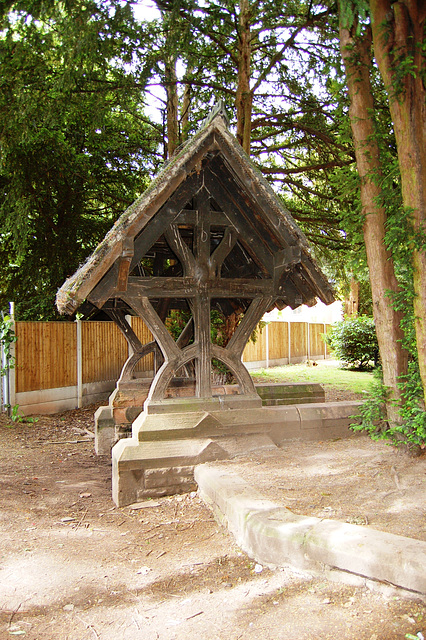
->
[194,464,426,597]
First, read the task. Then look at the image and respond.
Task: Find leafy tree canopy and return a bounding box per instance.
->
[0,0,161,318]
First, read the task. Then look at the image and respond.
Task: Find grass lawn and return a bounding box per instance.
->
[249,359,375,396]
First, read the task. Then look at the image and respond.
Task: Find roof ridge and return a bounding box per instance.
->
[200,99,230,130]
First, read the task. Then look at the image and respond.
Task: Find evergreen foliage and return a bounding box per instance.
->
[325,315,378,370]
[0,1,161,318]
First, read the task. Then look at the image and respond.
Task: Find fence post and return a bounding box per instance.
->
[324,323,327,359]
[307,321,310,361]
[76,318,83,408]
[288,321,291,364]
[1,323,7,412]
[2,302,16,413]
[263,322,268,369]
[9,303,16,410]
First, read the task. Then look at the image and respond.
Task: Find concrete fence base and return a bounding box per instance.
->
[15,380,116,415]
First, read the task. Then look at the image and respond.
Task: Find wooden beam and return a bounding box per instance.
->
[88,263,120,309]
[193,292,212,398]
[105,308,143,353]
[194,188,211,270]
[176,317,194,348]
[299,253,334,304]
[130,171,203,272]
[118,342,159,383]
[116,257,132,292]
[123,131,217,240]
[209,227,238,277]
[177,210,228,226]
[165,224,196,276]
[121,294,181,362]
[105,307,161,382]
[226,296,275,357]
[125,276,274,298]
[208,155,283,251]
[146,343,199,401]
[210,144,307,252]
[276,272,304,307]
[203,170,275,276]
[211,344,257,396]
[274,246,301,279]
[209,279,274,297]
[126,277,196,298]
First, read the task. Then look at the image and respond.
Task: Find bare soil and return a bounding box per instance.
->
[0,404,425,640]
[213,436,426,542]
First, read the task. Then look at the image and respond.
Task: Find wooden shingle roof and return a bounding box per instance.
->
[56,104,334,317]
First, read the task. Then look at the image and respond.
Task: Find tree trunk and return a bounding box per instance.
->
[369,0,426,405]
[180,67,192,143]
[345,277,359,317]
[235,0,253,154]
[165,54,179,158]
[339,8,408,424]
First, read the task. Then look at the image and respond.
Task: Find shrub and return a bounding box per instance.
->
[325,315,379,370]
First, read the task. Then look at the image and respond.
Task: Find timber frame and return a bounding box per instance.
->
[57,104,334,404]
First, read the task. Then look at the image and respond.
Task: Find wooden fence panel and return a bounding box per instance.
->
[242,324,267,363]
[15,322,77,392]
[82,322,127,384]
[290,322,308,358]
[14,319,334,394]
[132,317,154,373]
[268,322,289,360]
[310,323,326,357]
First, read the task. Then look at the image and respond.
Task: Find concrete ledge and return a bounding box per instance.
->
[94,405,115,455]
[244,356,327,370]
[195,464,426,596]
[16,381,115,416]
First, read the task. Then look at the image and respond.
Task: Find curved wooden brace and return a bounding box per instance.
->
[165,224,196,276]
[118,341,159,383]
[147,344,199,401]
[211,345,257,396]
[147,343,258,401]
[208,227,238,277]
[121,295,181,362]
[227,296,275,357]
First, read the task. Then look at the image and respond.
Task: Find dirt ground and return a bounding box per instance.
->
[213,437,426,542]
[0,404,425,640]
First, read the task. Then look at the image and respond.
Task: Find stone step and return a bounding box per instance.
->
[112,436,228,505]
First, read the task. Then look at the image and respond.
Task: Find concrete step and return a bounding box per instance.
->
[195,463,426,597]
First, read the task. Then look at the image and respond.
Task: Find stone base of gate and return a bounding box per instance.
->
[95,381,326,455]
[111,398,361,507]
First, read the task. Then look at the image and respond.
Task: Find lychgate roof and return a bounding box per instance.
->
[56,105,334,318]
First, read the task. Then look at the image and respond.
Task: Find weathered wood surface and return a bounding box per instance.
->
[56,108,334,403]
[15,322,77,392]
[81,322,128,384]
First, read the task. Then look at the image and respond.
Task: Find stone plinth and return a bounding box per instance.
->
[111,398,361,507]
[95,381,327,454]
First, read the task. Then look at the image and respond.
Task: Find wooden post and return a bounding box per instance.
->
[307,321,310,362]
[288,321,291,365]
[324,323,327,359]
[265,322,269,369]
[76,317,83,408]
[125,315,134,359]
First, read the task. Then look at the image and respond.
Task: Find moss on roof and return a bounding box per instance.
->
[56,105,332,315]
